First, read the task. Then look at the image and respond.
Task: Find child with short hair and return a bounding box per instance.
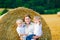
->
[16,19,26,40]
[33,16,43,40]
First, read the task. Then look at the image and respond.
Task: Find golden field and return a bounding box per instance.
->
[41,15,60,40]
[0,7,60,40]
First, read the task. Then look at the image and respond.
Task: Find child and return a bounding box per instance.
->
[16,19,26,40]
[26,16,43,40]
[33,16,43,40]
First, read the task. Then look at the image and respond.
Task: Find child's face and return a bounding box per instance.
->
[33,18,40,23]
[25,17,31,24]
[17,21,23,26]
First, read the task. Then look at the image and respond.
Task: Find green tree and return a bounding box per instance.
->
[0,0,60,14]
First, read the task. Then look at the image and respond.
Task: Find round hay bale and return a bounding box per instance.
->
[57,12,60,17]
[0,7,52,40]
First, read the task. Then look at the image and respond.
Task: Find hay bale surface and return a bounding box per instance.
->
[0,7,51,40]
[57,12,60,16]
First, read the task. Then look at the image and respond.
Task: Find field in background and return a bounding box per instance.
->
[41,14,60,40]
[0,8,60,40]
[0,8,13,11]
[0,8,13,16]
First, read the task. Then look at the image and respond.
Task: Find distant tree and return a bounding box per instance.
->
[0,0,60,14]
[0,0,5,7]
[55,0,60,8]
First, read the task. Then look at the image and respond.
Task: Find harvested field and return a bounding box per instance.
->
[41,15,60,40]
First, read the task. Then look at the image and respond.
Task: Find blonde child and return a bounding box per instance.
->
[16,19,26,40]
[33,16,43,40]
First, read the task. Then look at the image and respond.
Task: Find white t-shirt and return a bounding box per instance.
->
[33,23,43,36]
[25,23,34,40]
[16,25,26,40]
[25,22,34,35]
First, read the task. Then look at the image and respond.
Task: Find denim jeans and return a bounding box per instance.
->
[26,34,35,40]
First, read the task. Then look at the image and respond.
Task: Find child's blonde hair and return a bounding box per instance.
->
[33,16,41,21]
[16,19,23,23]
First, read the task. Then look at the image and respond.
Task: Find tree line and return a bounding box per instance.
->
[0,0,60,14]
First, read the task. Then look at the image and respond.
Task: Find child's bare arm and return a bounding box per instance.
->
[19,34,28,36]
[33,36,40,39]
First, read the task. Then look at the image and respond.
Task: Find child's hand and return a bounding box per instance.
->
[33,36,39,39]
[23,34,28,36]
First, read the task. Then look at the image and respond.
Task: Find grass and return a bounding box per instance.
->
[0,11,3,16]
[0,8,4,16]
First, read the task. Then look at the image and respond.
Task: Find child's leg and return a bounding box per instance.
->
[20,37,23,40]
[31,39,36,40]
[21,36,26,40]
[26,34,35,40]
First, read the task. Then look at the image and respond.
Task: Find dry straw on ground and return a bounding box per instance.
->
[0,7,51,40]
